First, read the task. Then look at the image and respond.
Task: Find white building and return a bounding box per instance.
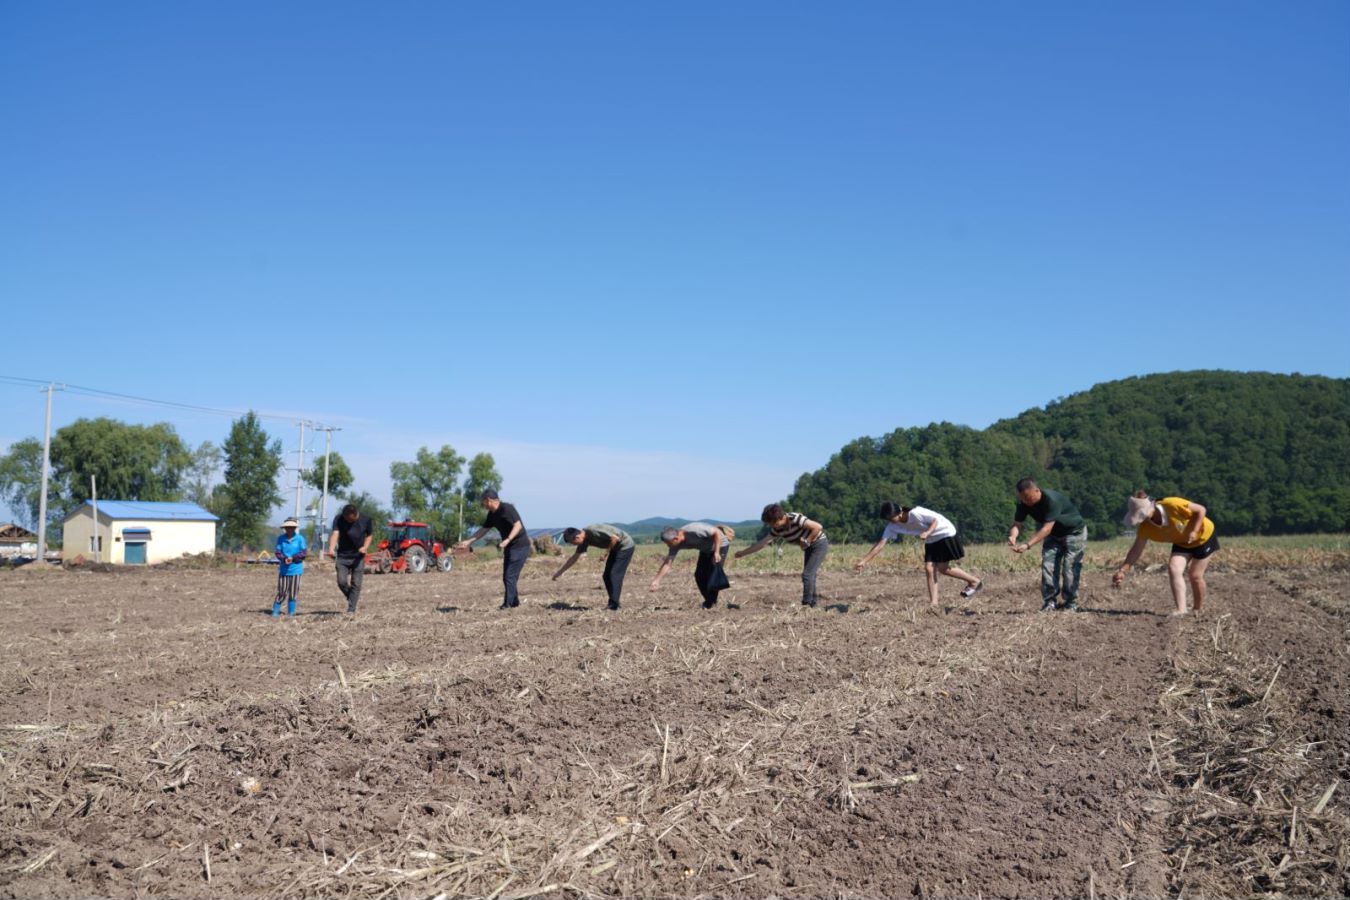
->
[0,523,38,560]
[62,501,218,565]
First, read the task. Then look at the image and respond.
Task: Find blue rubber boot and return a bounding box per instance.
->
[287,599,297,617]
[271,600,282,617]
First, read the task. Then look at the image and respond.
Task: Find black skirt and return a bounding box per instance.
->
[924,535,965,564]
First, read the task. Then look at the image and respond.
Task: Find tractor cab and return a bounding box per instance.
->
[387,522,431,549]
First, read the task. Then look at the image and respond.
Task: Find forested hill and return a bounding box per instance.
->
[788,371,1349,543]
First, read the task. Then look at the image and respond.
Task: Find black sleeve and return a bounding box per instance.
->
[361,516,373,537]
[502,504,522,526]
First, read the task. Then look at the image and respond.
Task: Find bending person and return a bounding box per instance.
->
[1112,491,1219,616]
[855,502,982,606]
[650,523,731,609]
[1008,478,1087,612]
[734,504,829,607]
[455,489,531,609]
[553,524,635,610]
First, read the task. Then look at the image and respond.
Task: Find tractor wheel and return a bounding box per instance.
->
[369,550,392,574]
[404,546,428,574]
[436,552,453,572]
[376,551,393,575]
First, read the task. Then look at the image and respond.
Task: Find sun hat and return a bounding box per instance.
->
[281,517,300,529]
[1122,495,1154,528]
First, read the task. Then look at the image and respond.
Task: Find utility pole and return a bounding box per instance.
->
[34,383,63,564]
[91,474,99,562]
[294,420,307,519]
[316,426,341,550]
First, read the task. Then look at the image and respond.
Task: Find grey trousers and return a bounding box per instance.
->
[1041,526,1087,605]
[801,538,829,606]
[335,555,364,612]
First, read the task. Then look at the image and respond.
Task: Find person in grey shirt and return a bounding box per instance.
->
[650,522,731,608]
[552,524,635,610]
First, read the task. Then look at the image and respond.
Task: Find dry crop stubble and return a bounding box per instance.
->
[0,548,1345,898]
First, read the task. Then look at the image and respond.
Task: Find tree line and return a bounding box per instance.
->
[787,371,1349,544]
[0,412,501,550]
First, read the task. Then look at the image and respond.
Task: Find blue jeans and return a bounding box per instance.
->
[801,538,828,606]
[1041,526,1087,605]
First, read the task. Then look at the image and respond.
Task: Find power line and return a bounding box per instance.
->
[0,374,334,428]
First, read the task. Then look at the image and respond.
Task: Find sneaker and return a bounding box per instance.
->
[960,580,983,599]
[702,598,718,609]
[802,598,818,608]
[1062,601,1081,612]
[606,602,620,611]
[1040,600,1058,612]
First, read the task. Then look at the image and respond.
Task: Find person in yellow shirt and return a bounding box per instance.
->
[1112,491,1219,615]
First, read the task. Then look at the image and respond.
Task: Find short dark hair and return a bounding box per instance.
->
[761,503,785,523]
[659,527,680,543]
[1015,478,1038,493]
[479,488,499,501]
[341,503,358,516]
[562,527,582,543]
[879,501,908,519]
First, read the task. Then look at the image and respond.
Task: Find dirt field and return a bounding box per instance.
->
[1,550,1346,899]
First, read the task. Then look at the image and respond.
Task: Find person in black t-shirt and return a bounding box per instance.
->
[455,489,532,609]
[325,503,373,613]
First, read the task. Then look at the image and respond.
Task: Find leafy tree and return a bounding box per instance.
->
[218,412,283,550]
[0,437,44,530]
[184,441,223,507]
[389,445,465,542]
[790,372,1349,541]
[460,452,503,532]
[302,450,354,496]
[50,418,191,510]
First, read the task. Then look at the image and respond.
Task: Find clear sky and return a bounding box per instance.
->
[2,1,1347,526]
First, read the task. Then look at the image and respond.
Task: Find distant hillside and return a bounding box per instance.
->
[613,516,763,543]
[789,371,1349,543]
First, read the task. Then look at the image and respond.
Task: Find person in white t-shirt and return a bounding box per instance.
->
[855,502,982,606]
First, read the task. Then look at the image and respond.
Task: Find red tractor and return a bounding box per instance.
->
[365,521,455,574]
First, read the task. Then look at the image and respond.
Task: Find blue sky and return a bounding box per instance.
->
[2,1,1347,526]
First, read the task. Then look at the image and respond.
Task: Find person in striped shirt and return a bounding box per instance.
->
[855,502,982,607]
[734,504,829,607]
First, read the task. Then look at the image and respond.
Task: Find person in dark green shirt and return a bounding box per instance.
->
[552,524,635,610]
[1008,478,1088,611]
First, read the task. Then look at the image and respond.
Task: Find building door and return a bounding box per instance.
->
[124,542,147,565]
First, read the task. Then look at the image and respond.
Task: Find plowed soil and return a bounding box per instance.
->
[1,554,1345,898]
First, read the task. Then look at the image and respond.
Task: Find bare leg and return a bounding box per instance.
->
[1188,556,1211,612]
[924,561,940,606]
[939,563,979,587]
[1167,553,1189,615]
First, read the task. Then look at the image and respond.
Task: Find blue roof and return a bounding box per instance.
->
[76,500,219,522]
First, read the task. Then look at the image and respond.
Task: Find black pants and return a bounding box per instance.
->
[502,541,531,607]
[335,555,364,612]
[801,538,828,606]
[602,546,634,608]
[694,548,731,607]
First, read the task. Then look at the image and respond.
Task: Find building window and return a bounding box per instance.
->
[89,536,103,553]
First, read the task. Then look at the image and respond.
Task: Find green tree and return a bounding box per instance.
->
[184,441,223,507]
[0,437,44,530]
[50,418,191,510]
[460,452,503,533]
[218,412,283,550]
[302,451,354,496]
[791,372,1349,541]
[389,445,465,542]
